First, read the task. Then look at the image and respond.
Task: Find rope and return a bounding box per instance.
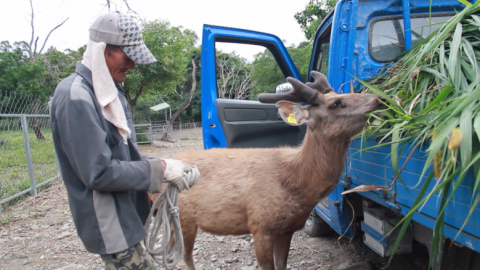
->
[144,166,200,269]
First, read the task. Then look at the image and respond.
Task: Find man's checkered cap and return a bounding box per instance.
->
[90,12,157,64]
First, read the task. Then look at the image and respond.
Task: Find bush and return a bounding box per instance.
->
[136,134,150,142]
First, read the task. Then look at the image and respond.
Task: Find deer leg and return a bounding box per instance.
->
[273,232,293,270]
[182,222,198,270]
[252,231,275,270]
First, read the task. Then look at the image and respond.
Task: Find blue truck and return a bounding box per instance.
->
[200,0,480,268]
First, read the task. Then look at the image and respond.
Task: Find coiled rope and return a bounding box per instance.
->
[144,167,200,269]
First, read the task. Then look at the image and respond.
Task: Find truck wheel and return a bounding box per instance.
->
[304,209,332,237]
[440,239,480,270]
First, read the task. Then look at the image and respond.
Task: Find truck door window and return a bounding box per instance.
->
[370,15,452,62]
[215,43,295,100]
[311,23,332,77]
[318,43,330,76]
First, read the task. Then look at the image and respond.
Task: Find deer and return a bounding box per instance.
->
[153,71,385,270]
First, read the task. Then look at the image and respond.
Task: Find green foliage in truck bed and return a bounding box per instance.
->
[359,1,480,267]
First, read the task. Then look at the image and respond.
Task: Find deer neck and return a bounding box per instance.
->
[280,129,350,198]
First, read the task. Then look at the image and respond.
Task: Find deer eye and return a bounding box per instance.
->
[329,101,341,110]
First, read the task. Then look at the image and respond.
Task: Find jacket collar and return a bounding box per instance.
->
[116,82,125,96]
[75,62,94,88]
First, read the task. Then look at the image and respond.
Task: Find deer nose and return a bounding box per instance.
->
[377,97,388,108]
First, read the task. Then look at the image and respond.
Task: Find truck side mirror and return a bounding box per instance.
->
[275,82,292,93]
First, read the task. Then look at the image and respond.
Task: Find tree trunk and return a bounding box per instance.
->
[28,0,68,62]
[125,82,144,113]
[30,101,45,140]
[160,60,197,142]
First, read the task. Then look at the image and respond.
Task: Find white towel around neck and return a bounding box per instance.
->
[82,40,131,144]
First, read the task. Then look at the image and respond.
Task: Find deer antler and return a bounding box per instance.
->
[306,71,333,94]
[258,77,319,104]
[258,71,332,104]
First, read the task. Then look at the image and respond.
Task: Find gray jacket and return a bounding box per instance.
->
[50,62,163,255]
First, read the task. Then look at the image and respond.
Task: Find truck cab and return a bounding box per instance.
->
[200,0,480,266]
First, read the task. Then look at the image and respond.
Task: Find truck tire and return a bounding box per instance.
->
[440,239,480,270]
[304,209,332,237]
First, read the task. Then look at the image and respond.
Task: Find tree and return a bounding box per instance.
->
[183,47,201,122]
[0,42,83,101]
[124,20,197,110]
[250,49,285,100]
[294,0,336,40]
[249,42,314,100]
[27,0,69,62]
[0,42,84,139]
[171,47,201,122]
[0,41,49,100]
[287,41,313,81]
[132,46,201,125]
[160,60,197,142]
[104,0,139,16]
[0,0,73,103]
[216,52,256,100]
[0,0,69,139]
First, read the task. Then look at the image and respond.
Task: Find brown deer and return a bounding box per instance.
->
[154,71,385,270]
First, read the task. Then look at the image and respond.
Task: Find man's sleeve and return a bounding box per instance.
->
[56,96,163,192]
[140,154,154,161]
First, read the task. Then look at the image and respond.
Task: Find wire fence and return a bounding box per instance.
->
[0,91,202,213]
[0,91,50,115]
[135,121,202,143]
[0,92,60,214]
[134,121,202,143]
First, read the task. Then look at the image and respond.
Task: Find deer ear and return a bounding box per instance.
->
[276,101,309,126]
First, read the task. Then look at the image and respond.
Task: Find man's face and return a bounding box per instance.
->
[104,46,135,83]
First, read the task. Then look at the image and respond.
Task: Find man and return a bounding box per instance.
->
[50,12,198,269]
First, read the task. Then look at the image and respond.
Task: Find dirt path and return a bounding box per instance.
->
[0,128,428,270]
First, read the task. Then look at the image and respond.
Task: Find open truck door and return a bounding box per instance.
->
[200,25,305,150]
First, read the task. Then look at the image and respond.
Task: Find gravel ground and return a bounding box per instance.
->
[0,128,429,270]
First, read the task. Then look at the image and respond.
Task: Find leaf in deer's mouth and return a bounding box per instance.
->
[369,119,382,126]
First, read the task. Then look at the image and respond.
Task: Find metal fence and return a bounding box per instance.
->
[0,92,60,214]
[0,114,60,214]
[149,121,202,141]
[134,121,201,144]
[134,123,153,145]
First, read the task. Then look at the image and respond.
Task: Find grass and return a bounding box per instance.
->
[0,129,58,204]
[0,210,46,226]
[0,213,17,225]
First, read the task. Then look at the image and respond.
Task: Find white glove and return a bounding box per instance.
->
[162,159,200,186]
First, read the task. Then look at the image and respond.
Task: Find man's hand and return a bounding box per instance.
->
[161,159,166,171]
[162,159,200,185]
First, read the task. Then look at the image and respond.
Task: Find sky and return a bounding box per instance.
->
[0,0,311,61]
